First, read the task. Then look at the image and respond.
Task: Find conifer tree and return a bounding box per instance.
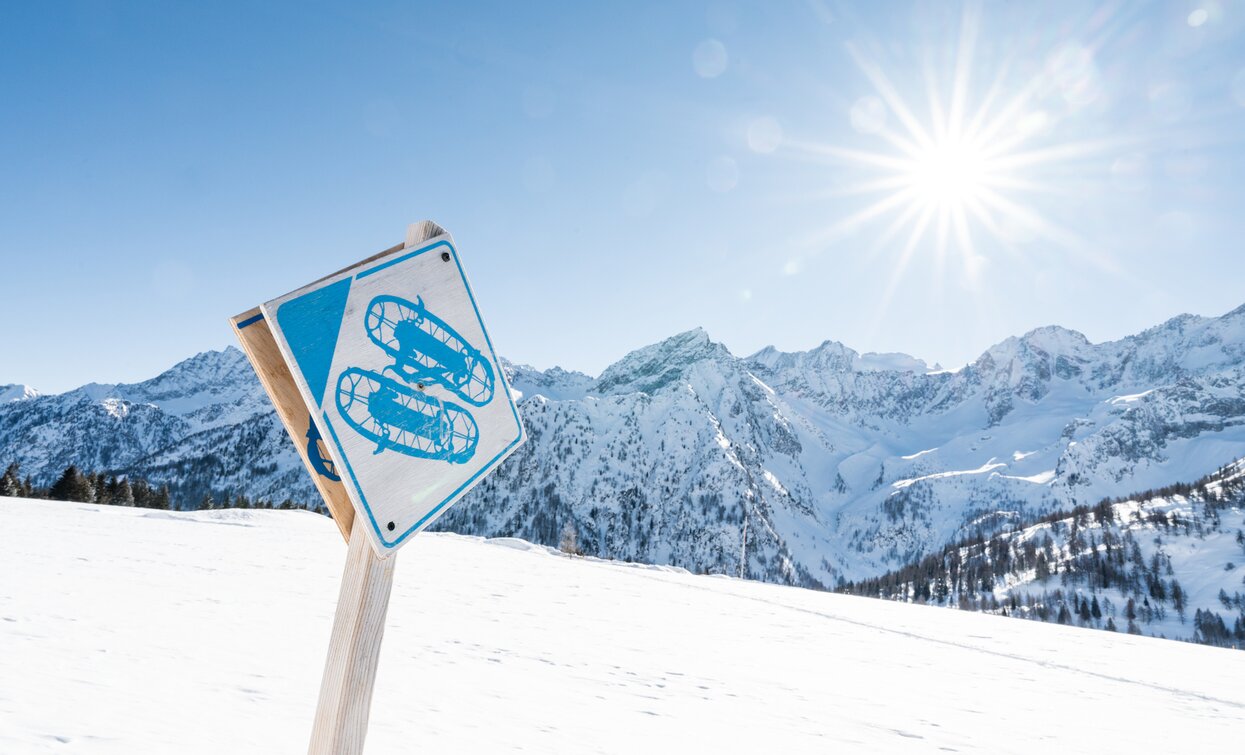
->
[152,486,171,511]
[1171,580,1185,621]
[1035,553,1051,582]
[96,475,114,505]
[90,472,107,503]
[116,478,135,506]
[131,479,152,508]
[0,463,21,497]
[49,465,93,502]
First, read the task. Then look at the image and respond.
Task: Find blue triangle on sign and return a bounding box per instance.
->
[276,278,353,408]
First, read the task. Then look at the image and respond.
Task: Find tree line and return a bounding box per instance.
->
[2,461,173,508]
[0,461,310,512]
[836,458,1245,650]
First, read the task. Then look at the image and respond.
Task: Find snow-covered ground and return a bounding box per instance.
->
[2,497,1243,754]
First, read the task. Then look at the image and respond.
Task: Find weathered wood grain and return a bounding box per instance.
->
[230,307,355,542]
[307,520,396,755]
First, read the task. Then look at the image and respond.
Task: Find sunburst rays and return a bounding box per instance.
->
[785,5,1129,306]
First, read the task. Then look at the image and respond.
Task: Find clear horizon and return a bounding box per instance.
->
[4,1,1245,392]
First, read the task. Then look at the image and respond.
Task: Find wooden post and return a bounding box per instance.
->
[234,221,451,754]
[308,522,396,755]
[304,220,446,755]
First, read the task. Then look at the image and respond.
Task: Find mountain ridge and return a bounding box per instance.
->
[3,303,1244,586]
[8,304,1242,392]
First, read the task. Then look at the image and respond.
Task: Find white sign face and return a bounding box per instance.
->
[261,234,524,555]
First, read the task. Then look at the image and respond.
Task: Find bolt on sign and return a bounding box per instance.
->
[230,222,525,754]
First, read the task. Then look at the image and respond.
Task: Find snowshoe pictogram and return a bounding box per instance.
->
[364,295,495,407]
[334,367,479,464]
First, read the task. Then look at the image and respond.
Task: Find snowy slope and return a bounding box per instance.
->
[841,458,1245,647]
[1,497,1242,754]
[1003,458,1245,644]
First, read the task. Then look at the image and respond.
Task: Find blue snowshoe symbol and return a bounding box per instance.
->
[305,413,341,482]
[364,295,495,407]
[335,367,479,464]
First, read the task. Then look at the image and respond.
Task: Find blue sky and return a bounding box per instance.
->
[3,1,1245,392]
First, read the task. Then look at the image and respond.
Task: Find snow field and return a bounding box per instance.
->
[1,497,1243,753]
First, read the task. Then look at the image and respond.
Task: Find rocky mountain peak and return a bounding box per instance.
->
[1018,325,1093,351]
[120,346,254,406]
[502,359,595,402]
[967,325,1094,394]
[748,339,858,373]
[0,384,39,403]
[853,351,936,373]
[593,327,734,395]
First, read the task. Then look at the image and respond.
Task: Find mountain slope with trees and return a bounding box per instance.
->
[2,304,1244,587]
[838,458,1245,648]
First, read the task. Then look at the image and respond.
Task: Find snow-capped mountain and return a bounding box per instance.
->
[0,384,38,403]
[0,348,315,507]
[438,304,1245,585]
[3,305,1244,585]
[839,457,1245,648]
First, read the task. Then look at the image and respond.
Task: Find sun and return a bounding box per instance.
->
[906,135,988,210]
[783,7,1119,297]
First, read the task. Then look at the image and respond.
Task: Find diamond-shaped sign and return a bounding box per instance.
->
[261,233,524,554]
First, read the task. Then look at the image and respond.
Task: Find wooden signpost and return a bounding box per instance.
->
[231,221,525,754]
